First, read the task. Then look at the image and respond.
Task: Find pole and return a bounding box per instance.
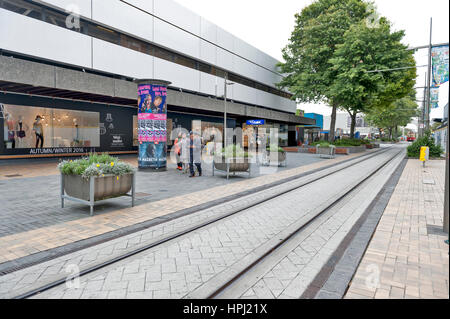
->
[425,18,433,132]
[419,72,427,138]
[224,74,227,149]
[444,84,449,235]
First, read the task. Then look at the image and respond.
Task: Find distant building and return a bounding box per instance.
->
[433,103,448,155]
[323,113,378,138]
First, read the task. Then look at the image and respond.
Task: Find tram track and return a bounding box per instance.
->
[203,147,405,299]
[8,147,401,299]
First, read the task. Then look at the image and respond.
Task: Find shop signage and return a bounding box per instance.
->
[29,147,96,155]
[246,119,265,125]
[137,80,171,170]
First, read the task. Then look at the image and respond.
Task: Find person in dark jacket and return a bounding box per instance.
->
[189,131,202,177]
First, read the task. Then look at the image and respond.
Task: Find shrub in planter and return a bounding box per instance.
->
[265,144,287,165]
[58,154,136,214]
[407,132,443,158]
[316,142,336,158]
[213,144,251,177]
[332,138,364,147]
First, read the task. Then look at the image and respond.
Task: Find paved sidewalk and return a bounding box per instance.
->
[0,151,372,265]
[345,159,449,299]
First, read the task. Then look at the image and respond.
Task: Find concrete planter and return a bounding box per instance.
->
[316,146,336,159]
[213,157,251,179]
[61,173,135,216]
[264,151,287,166]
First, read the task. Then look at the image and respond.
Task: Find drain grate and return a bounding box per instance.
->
[5,174,22,178]
[426,224,446,236]
[135,192,151,198]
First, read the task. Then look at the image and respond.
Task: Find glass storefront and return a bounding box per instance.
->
[242,123,288,148]
[2,104,100,149]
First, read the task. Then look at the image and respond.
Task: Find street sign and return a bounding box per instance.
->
[246,119,265,125]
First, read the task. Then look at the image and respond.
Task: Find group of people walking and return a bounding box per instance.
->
[173,131,202,178]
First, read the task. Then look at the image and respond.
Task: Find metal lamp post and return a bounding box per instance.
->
[223,75,234,149]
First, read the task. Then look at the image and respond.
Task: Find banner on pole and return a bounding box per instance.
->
[430,87,440,109]
[431,45,449,87]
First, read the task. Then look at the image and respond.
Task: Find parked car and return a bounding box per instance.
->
[407,136,416,142]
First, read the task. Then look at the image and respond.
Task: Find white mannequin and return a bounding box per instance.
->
[5,113,15,149]
[16,115,28,148]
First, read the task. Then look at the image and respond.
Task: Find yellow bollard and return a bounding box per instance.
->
[420,146,429,168]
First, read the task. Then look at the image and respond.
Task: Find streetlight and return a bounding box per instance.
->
[223,74,234,149]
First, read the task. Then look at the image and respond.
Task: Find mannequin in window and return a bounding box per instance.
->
[33,115,44,148]
[5,113,15,149]
[16,115,27,148]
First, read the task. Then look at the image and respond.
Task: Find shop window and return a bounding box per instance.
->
[174,55,197,69]
[1,0,43,19]
[2,105,100,149]
[89,25,120,45]
[154,47,174,62]
[198,62,211,74]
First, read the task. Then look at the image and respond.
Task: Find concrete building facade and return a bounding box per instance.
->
[0,0,314,158]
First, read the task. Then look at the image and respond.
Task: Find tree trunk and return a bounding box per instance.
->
[328,104,337,143]
[379,128,382,139]
[394,126,398,139]
[350,112,357,138]
[389,128,393,140]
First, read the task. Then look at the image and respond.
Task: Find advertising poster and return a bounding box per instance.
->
[431,45,449,87]
[137,83,168,169]
[430,87,440,109]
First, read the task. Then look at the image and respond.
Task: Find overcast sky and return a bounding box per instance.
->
[177,0,449,122]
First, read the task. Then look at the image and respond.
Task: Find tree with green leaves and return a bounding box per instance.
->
[365,95,419,139]
[329,18,417,137]
[277,0,370,142]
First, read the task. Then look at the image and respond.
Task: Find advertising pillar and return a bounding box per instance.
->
[135,79,171,171]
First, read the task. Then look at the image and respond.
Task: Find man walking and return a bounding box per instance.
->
[189,131,202,177]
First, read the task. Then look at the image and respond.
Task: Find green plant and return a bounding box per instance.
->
[58,153,135,179]
[218,144,251,158]
[332,138,365,147]
[266,144,285,152]
[315,141,334,148]
[407,132,443,158]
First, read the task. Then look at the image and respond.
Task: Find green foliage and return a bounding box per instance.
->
[329,18,417,130]
[266,144,285,153]
[58,153,135,179]
[366,95,418,136]
[333,138,366,146]
[220,144,251,158]
[312,141,333,148]
[407,132,443,158]
[278,0,369,105]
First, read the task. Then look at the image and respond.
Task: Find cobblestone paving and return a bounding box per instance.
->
[345,159,449,299]
[235,149,405,299]
[9,148,397,299]
[0,151,369,264]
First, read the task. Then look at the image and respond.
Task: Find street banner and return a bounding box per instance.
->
[430,87,440,109]
[137,82,169,170]
[431,45,449,87]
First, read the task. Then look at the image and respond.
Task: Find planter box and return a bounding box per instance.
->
[61,173,135,216]
[335,145,366,154]
[263,151,287,167]
[316,146,336,159]
[213,157,251,179]
[298,146,317,154]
